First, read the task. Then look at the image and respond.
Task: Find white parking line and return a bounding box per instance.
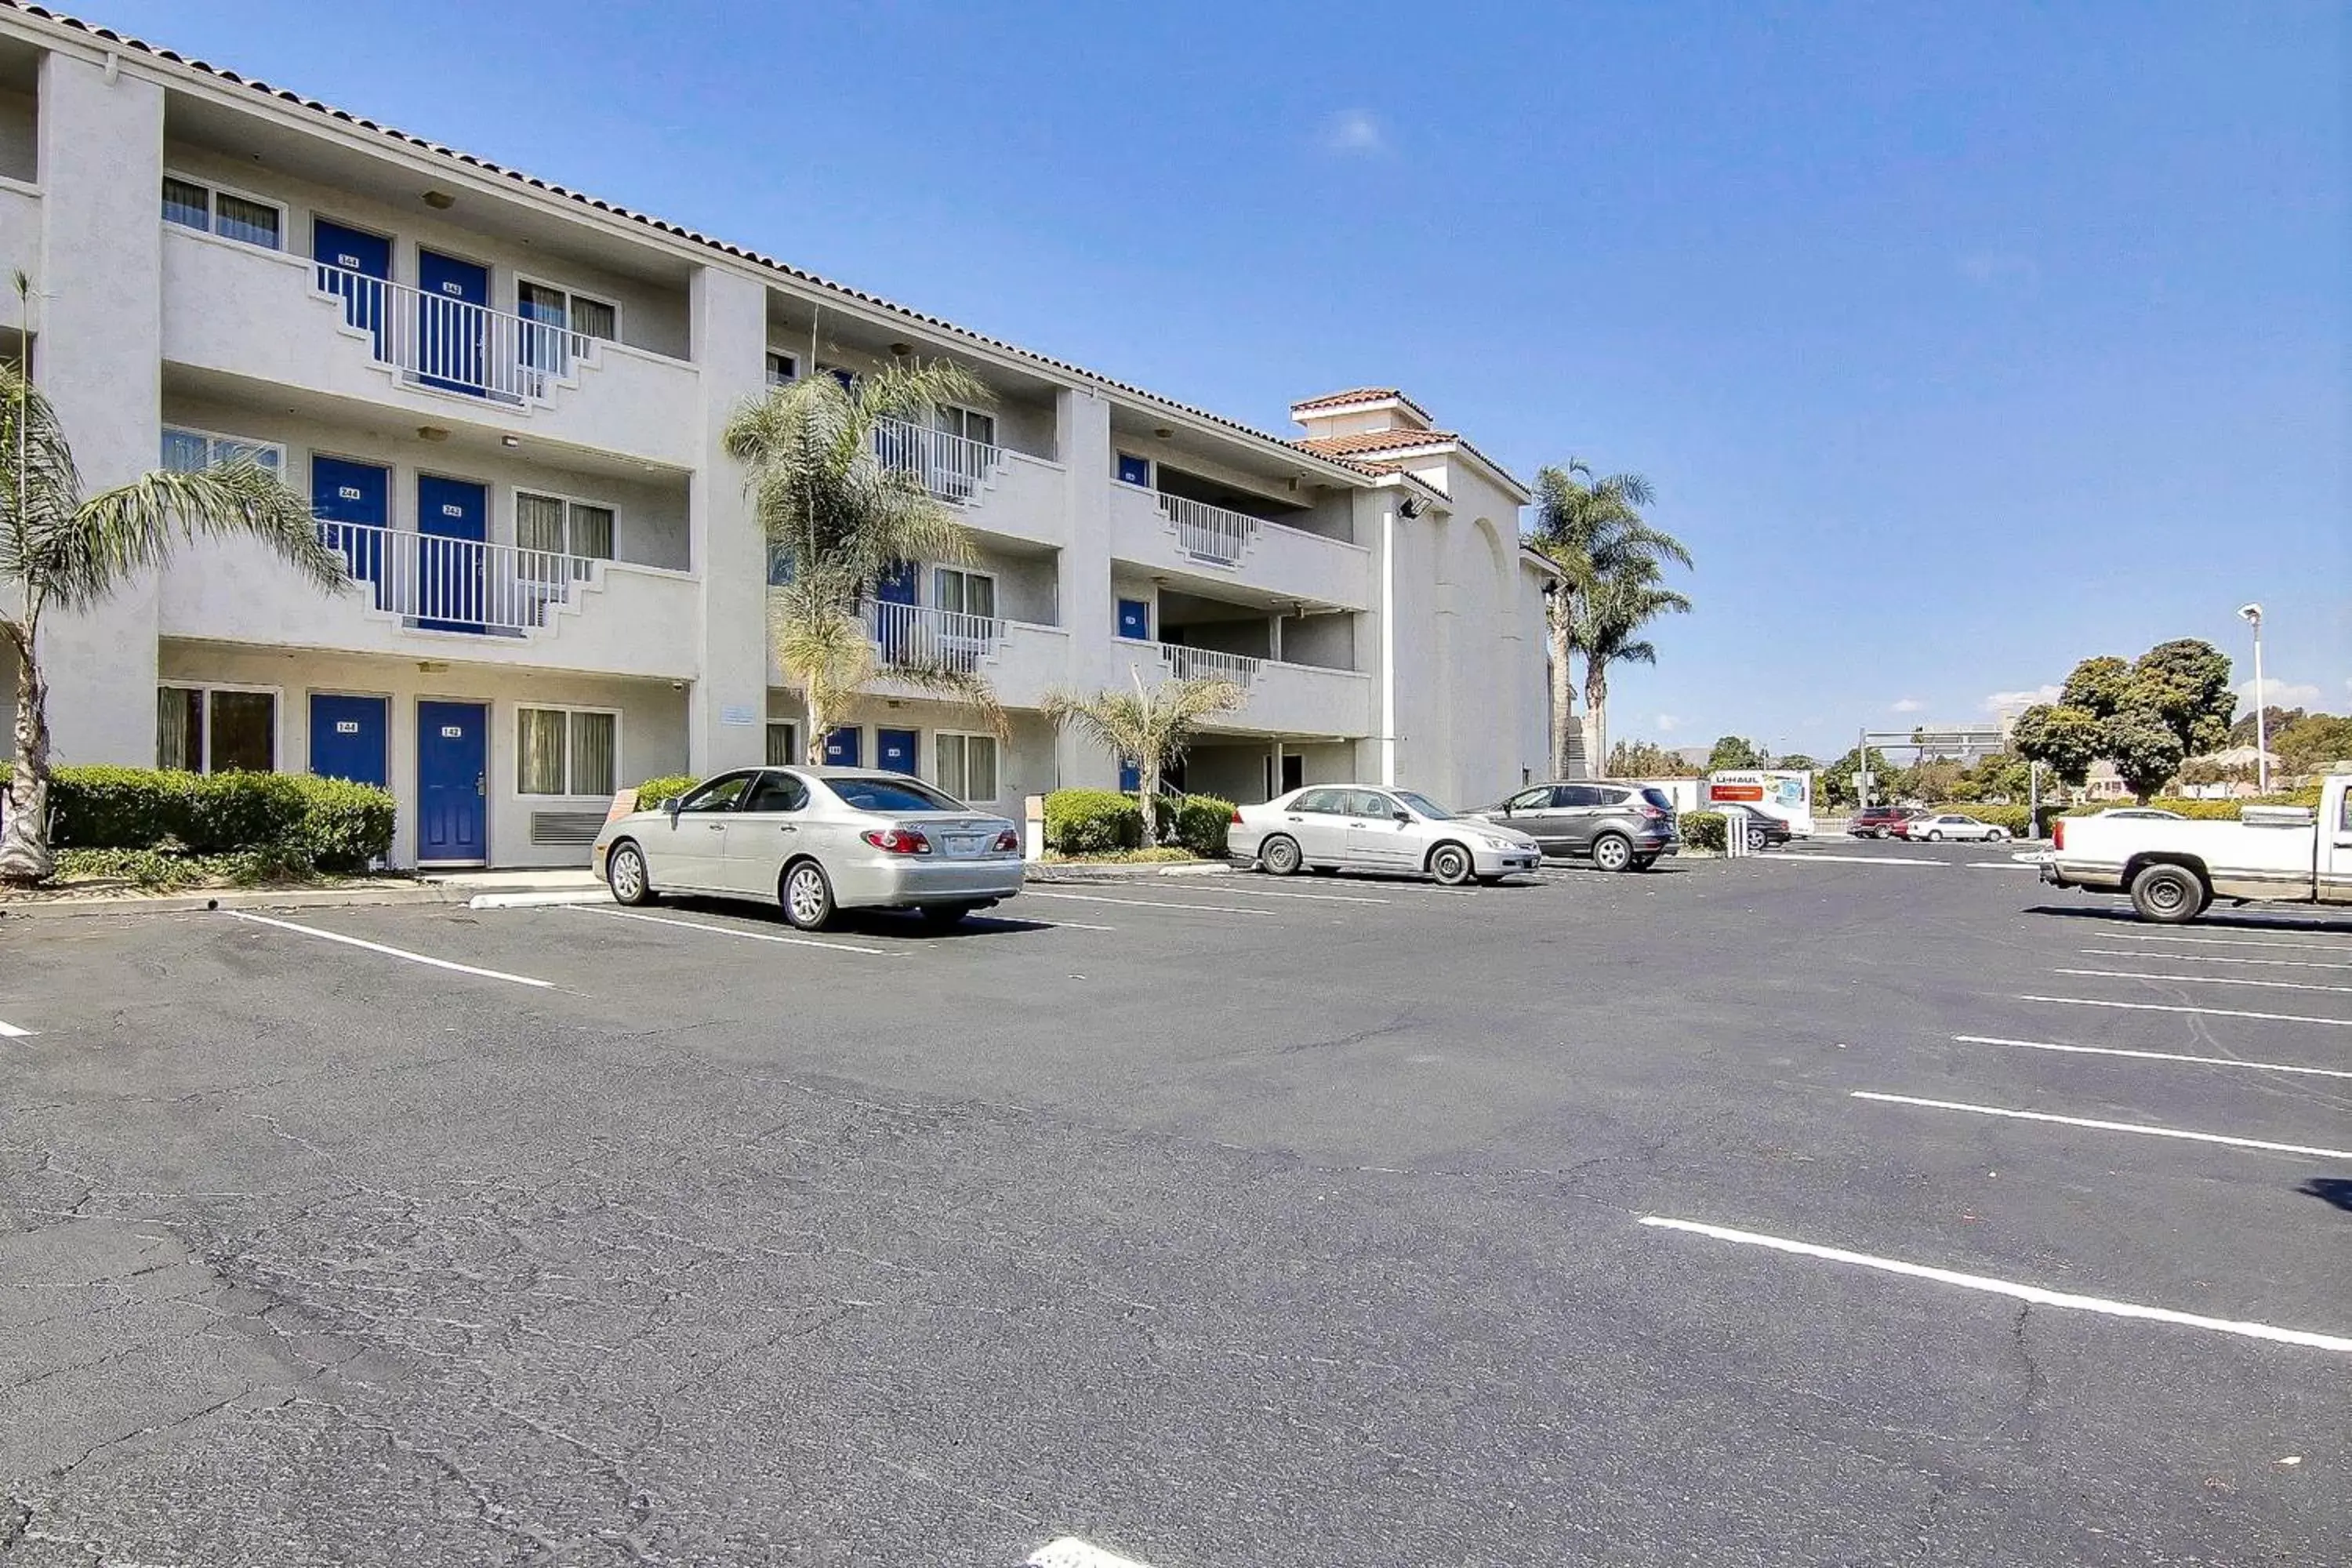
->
[1639,1216,2352,1354]
[1954,1033,2352,1081]
[1023,890,1275,917]
[571,905,887,954]
[1029,1538,1152,1568]
[1849,1091,2352,1160]
[2018,994,2352,1029]
[223,909,555,989]
[0,1017,31,1038]
[1770,852,1945,866]
[1970,862,2042,871]
[2053,967,2352,995]
[1200,883,1391,906]
[2080,947,2352,971]
[2096,931,2352,955]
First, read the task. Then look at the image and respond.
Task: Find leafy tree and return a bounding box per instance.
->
[2230,705,2306,748]
[1909,756,1965,801]
[2277,713,2352,776]
[1042,673,1244,848]
[1776,753,1817,771]
[1707,735,1764,771]
[2060,655,2133,717]
[1952,753,2032,803]
[2128,638,2235,757]
[724,359,1005,762]
[1607,739,1690,778]
[2,358,344,882]
[1820,745,1896,808]
[2101,708,2187,801]
[1526,461,1689,777]
[1569,559,1691,775]
[2012,704,2104,788]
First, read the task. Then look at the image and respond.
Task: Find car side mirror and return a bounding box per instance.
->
[658,797,681,816]
[1498,803,1512,816]
[1392,809,1412,823]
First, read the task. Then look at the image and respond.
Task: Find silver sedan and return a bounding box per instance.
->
[1910,812,2012,843]
[592,766,1023,931]
[1231,785,1542,885]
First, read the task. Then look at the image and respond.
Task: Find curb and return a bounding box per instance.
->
[0,883,464,919]
[1024,860,1240,884]
[466,890,615,910]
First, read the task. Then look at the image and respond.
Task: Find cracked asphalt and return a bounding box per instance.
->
[2,844,2347,1565]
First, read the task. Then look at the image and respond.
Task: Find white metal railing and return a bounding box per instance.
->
[873,418,1002,505]
[316,519,599,635]
[867,600,1007,672]
[1156,643,1261,688]
[315,263,590,405]
[1156,493,1262,568]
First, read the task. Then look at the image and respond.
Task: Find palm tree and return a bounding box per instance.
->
[1,361,345,884]
[1525,461,1689,778]
[1042,672,1244,847]
[1571,560,1692,774]
[723,359,1007,763]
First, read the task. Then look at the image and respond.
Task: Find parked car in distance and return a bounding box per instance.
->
[1909,812,2011,843]
[1232,785,1541,886]
[2095,807,2187,820]
[592,766,1022,931]
[1883,808,1934,840]
[1717,803,1793,850]
[1463,779,1679,872]
[1849,805,1916,839]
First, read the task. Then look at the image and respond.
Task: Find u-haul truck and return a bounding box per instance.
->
[1704,770,1817,837]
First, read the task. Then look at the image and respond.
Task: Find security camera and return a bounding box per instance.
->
[2237,603,2262,623]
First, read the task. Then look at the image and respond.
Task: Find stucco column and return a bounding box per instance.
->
[687,263,768,777]
[1052,385,1115,789]
[35,52,163,766]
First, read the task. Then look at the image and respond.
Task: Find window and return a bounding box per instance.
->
[160,176,281,250]
[932,566,997,622]
[1294,788,1347,815]
[742,773,810,813]
[766,545,797,587]
[1347,790,1396,818]
[1116,452,1151,488]
[515,280,619,347]
[678,771,756,813]
[161,426,284,476]
[516,706,618,797]
[156,686,276,773]
[823,775,963,813]
[1393,790,1455,820]
[934,405,996,448]
[765,722,800,767]
[1504,786,1553,812]
[515,492,615,564]
[935,732,999,803]
[765,351,799,388]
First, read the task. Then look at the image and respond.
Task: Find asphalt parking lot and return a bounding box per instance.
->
[3,840,2347,1566]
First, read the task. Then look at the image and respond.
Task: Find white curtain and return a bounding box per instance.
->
[568,711,616,796]
[517,708,567,795]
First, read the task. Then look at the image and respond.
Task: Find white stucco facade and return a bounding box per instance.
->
[0,4,1554,867]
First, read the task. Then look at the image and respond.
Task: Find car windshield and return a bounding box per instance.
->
[824,775,966,813]
[1394,791,1454,820]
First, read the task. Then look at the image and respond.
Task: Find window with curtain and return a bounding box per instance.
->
[935,733,999,802]
[517,706,619,796]
[160,176,283,251]
[156,688,203,771]
[765,722,800,767]
[568,711,616,796]
[514,281,618,347]
[765,351,798,388]
[517,494,615,585]
[161,176,209,231]
[161,426,284,476]
[934,567,997,622]
[156,687,275,773]
[568,296,617,343]
[517,707,568,796]
[933,405,996,448]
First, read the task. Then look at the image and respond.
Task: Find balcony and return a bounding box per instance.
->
[159,523,701,681]
[1110,483,1371,611]
[873,417,1069,550]
[159,227,700,467]
[766,596,1070,710]
[1106,640,1374,738]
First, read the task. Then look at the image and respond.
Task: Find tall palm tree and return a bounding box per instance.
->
[1042,672,1244,847]
[1525,460,1688,778]
[724,359,1007,761]
[1,361,345,884]
[1571,560,1692,774]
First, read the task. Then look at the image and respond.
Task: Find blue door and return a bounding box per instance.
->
[822,728,861,767]
[1118,759,1142,792]
[415,476,488,633]
[416,701,488,863]
[876,728,918,775]
[309,694,387,789]
[313,220,391,356]
[416,249,489,396]
[1116,597,1152,641]
[875,560,919,662]
[310,456,388,607]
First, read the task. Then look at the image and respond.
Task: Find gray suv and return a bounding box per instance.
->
[1466,780,1680,872]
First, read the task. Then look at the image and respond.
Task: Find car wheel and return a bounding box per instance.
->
[1260,834,1303,877]
[1747,826,1769,851]
[2129,862,2205,925]
[1591,833,1635,873]
[1987,827,2009,842]
[1428,842,1475,886]
[917,902,975,931]
[1926,829,1944,841]
[780,859,836,931]
[606,841,654,906]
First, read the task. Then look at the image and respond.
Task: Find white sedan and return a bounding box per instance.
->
[1230,785,1542,885]
[1910,812,2011,843]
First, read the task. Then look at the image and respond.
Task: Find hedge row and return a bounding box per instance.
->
[2059,789,2325,820]
[1681,811,1728,851]
[631,775,702,812]
[0,765,394,872]
[1043,789,1233,858]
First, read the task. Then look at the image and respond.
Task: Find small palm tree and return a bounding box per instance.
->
[1571,560,1692,774]
[724,360,1007,760]
[1,358,345,884]
[1042,672,1244,847]
[1526,461,1689,778]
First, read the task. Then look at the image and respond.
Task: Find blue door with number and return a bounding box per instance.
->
[1116,597,1151,640]
[877,728,918,775]
[309,695,387,789]
[415,476,488,633]
[416,249,489,396]
[310,456,388,608]
[313,219,391,355]
[875,561,919,662]
[416,701,487,863]
[822,728,861,767]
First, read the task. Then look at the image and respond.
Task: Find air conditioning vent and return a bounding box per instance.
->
[530,811,606,847]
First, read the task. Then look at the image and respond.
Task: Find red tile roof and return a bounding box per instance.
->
[1296,430,1460,456]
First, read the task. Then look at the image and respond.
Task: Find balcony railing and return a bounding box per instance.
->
[1156,494,1263,568]
[866,600,1007,672]
[315,263,591,405]
[1156,643,1262,688]
[873,418,1002,505]
[318,519,601,635]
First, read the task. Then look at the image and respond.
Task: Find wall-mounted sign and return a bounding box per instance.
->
[720,705,754,727]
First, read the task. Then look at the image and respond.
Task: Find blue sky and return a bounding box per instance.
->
[107,0,2347,754]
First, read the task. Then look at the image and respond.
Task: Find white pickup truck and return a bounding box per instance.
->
[2041,773,2352,924]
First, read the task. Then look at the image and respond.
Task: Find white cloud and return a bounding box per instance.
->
[1655,713,1683,733]
[1889,697,1926,713]
[1318,109,1387,156]
[1983,684,2061,715]
[2238,678,2322,709]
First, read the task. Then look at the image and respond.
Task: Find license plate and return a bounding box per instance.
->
[944,833,986,858]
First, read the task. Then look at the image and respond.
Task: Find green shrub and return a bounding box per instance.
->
[1169,795,1235,858]
[0,765,394,873]
[2059,793,2321,821]
[1682,811,1728,851]
[53,846,306,889]
[631,774,701,812]
[1044,788,1143,855]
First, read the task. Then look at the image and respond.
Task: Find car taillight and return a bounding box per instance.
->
[993,828,1019,853]
[1231,807,1245,824]
[1639,805,1667,820]
[862,826,932,855]
[2052,820,2065,851]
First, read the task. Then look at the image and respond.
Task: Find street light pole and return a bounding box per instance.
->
[2239,603,2267,794]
